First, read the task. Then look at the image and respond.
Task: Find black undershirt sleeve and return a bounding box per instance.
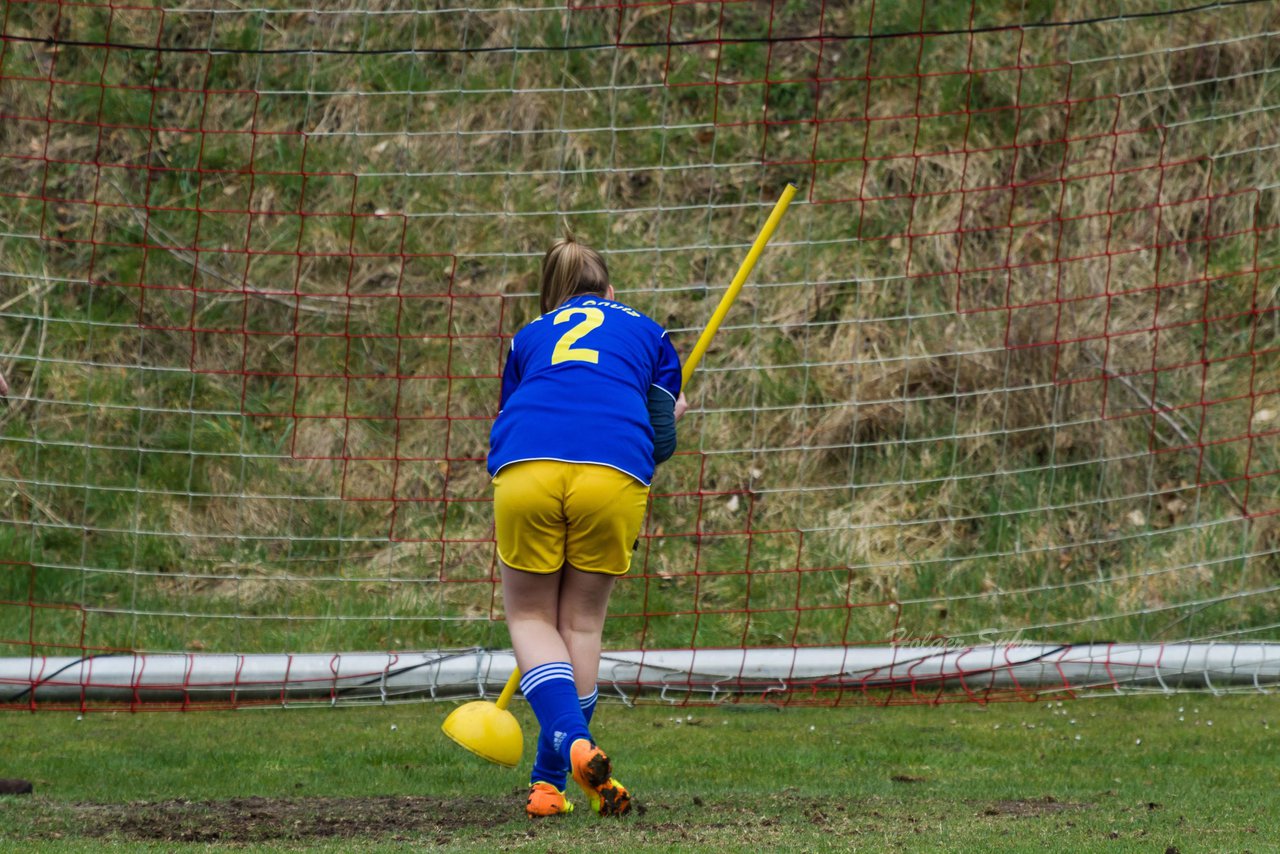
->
[647,386,677,465]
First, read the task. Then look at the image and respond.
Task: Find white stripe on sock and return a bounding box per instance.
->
[519,662,575,694]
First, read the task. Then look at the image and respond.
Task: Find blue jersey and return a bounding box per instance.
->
[487,294,682,485]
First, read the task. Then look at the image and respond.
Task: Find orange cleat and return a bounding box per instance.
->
[569,739,631,817]
[526,781,574,818]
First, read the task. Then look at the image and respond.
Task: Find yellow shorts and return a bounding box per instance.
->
[493,460,649,575]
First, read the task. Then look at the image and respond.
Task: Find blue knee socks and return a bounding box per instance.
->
[521,662,597,789]
[579,687,598,724]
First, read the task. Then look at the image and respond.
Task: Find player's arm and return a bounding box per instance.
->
[648,386,677,463]
[498,339,522,410]
[649,332,684,464]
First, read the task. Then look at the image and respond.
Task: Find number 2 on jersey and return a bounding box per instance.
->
[551,307,604,364]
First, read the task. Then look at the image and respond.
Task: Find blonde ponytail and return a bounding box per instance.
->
[539,232,610,313]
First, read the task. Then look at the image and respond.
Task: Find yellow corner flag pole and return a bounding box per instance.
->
[680,182,799,388]
[473,184,798,761]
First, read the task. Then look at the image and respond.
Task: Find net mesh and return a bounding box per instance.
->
[1,0,1277,707]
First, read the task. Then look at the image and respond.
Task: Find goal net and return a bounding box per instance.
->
[1,0,1277,709]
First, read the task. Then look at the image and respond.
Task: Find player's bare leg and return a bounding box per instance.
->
[556,565,614,696]
[500,560,568,671]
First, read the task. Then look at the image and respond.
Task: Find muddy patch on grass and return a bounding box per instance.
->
[39,792,1095,844]
[977,796,1093,818]
[60,794,841,845]
[74,794,517,843]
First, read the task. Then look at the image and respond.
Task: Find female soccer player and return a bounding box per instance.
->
[488,235,687,818]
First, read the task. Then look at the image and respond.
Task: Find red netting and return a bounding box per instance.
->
[1,0,1277,710]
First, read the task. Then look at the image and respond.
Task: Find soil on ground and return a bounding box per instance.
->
[75,794,518,843]
[51,793,1090,844]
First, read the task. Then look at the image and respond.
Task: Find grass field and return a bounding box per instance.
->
[0,694,1275,852]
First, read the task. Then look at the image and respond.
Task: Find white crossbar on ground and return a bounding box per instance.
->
[3,644,1279,706]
